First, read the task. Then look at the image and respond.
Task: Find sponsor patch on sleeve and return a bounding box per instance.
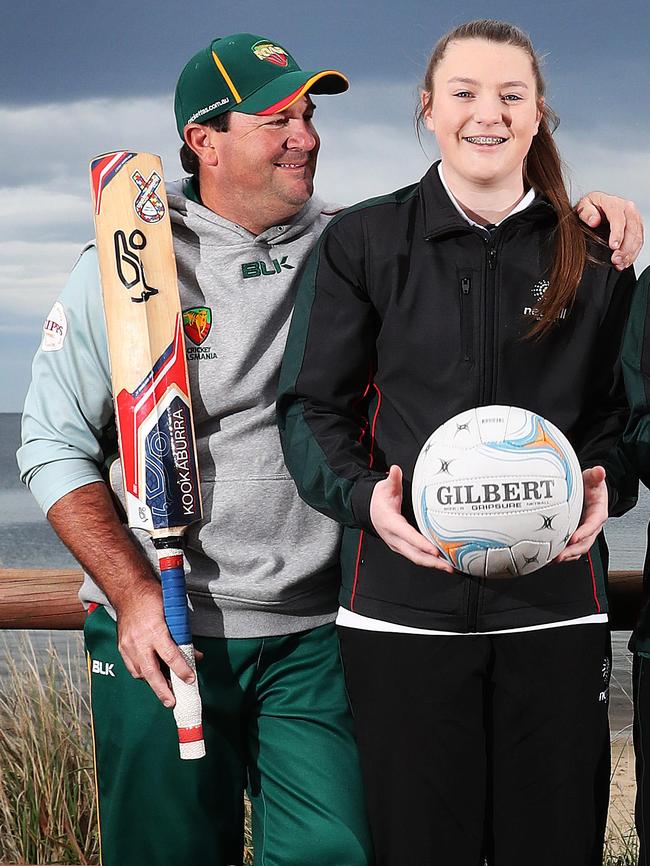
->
[41,301,68,352]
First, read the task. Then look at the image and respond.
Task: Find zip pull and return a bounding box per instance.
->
[488,247,497,270]
[461,276,471,294]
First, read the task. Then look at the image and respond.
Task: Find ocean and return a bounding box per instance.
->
[1,411,649,736]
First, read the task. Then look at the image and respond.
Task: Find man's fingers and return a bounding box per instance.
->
[138,652,177,707]
[576,192,643,269]
[118,621,196,707]
[614,201,643,268]
[158,638,197,685]
[576,200,601,229]
[121,654,141,680]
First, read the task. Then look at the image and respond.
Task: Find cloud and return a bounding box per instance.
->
[0,98,180,192]
[2,83,648,411]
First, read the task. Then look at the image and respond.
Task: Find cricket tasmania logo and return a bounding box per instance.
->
[183,307,218,361]
[183,307,212,345]
[252,41,289,66]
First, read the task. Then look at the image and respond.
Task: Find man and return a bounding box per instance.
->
[17,30,643,866]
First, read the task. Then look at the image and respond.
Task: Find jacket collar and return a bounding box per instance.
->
[419,160,554,240]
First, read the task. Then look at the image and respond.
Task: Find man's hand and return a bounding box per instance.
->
[113,577,198,708]
[47,482,198,708]
[576,192,643,271]
[370,465,454,571]
[555,466,608,563]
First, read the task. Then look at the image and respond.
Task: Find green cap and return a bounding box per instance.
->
[174,33,349,138]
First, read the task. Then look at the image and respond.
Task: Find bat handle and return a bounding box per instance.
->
[154,538,205,760]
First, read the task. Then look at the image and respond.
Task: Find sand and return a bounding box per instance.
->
[607,736,639,856]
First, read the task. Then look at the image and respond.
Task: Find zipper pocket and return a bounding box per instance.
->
[459,274,474,362]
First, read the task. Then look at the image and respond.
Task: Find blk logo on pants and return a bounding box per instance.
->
[92,659,116,678]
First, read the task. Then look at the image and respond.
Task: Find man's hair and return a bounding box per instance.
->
[180,112,231,175]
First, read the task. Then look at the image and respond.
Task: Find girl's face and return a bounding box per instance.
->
[423,38,542,189]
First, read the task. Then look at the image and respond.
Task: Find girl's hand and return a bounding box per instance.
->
[555,466,608,562]
[370,465,454,572]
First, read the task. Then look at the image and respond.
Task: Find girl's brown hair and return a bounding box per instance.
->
[418,19,592,338]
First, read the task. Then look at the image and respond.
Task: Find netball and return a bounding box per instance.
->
[412,406,584,577]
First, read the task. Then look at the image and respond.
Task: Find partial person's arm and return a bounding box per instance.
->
[557,263,638,561]
[18,247,194,705]
[277,210,451,571]
[619,267,650,486]
[576,192,644,270]
[278,210,384,527]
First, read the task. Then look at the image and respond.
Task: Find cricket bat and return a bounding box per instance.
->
[90,151,205,760]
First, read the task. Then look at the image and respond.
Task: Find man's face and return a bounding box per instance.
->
[212,96,320,216]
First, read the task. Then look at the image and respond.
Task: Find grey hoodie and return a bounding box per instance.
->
[18,180,343,637]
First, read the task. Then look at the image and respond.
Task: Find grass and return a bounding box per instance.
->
[0,634,640,865]
[0,634,98,864]
[0,633,253,865]
[604,829,639,866]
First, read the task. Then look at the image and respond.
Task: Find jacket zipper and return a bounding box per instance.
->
[479,240,498,405]
[468,238,498,632]
[459,275,473,362]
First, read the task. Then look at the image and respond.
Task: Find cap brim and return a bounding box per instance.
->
[233,69,349,115]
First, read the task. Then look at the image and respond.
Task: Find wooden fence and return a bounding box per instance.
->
[0,566,645,631]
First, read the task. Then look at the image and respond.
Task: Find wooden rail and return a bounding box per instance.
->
[0,568,86,630]
[0,567,645,631]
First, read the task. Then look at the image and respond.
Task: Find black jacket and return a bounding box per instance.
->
[278,163,636,631]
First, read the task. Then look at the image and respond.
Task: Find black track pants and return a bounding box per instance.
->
[338,624,611,866]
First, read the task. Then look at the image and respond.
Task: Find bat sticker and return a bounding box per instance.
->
[113,229,159,303]
[132,170,166,223]
[90,151,137,214]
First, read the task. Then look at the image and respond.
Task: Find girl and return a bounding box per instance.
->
[278,19,635,866]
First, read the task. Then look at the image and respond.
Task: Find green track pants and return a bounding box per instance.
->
[85,607,373,866]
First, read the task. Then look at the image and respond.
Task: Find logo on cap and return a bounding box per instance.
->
[252,41,288,67]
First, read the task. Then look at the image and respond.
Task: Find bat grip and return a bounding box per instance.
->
[154,538,205,760]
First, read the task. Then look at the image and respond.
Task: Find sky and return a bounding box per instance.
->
[2,0,649,411]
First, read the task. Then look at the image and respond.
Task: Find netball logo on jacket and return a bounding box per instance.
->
[183,307,218,360]
[598,656,611,703]
[522,280,567,321]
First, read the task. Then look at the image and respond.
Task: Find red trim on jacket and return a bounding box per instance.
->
[587,551,601,614]
[351,384,382,608]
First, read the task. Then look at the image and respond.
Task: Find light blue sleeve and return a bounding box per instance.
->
[17,245,115,515]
